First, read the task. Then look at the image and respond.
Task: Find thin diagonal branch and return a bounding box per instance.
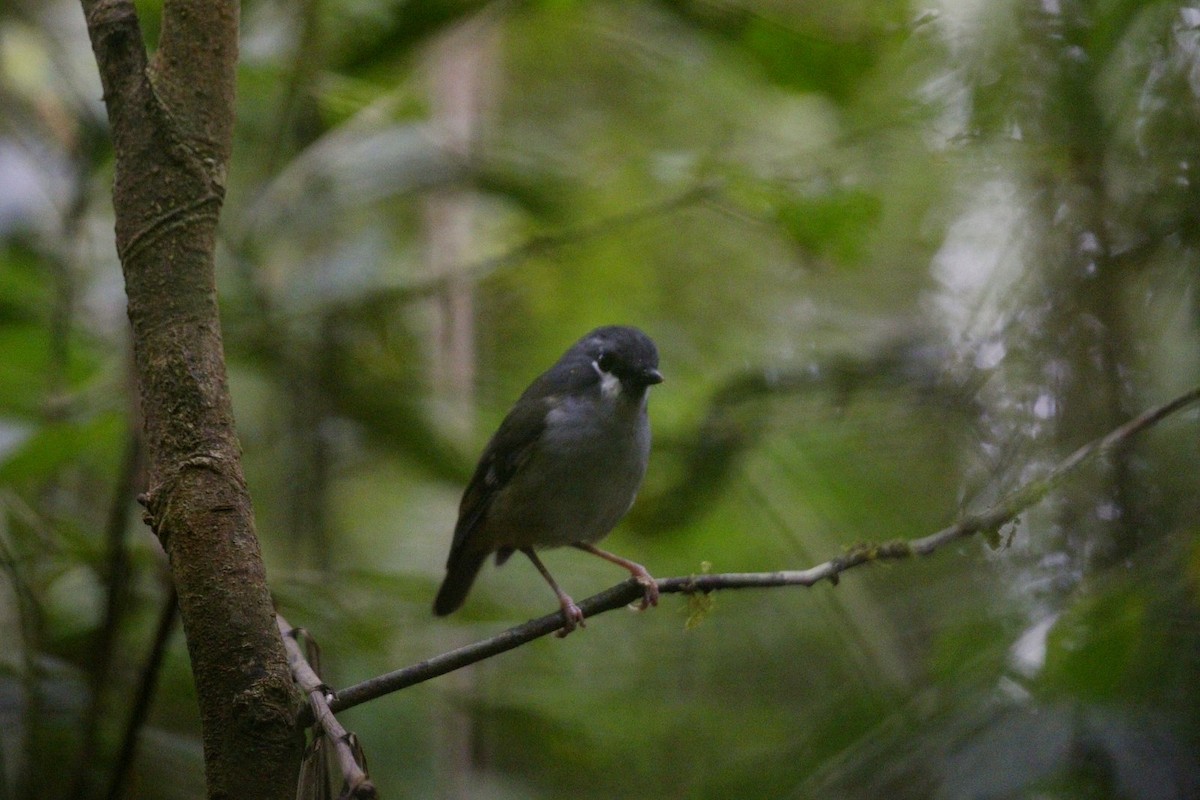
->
[323,385,1200,717]
[277,615,377,800]
[322,180,720,314]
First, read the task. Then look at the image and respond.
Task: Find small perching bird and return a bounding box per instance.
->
[433,325,663,636]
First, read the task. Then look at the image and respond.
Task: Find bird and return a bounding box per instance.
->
[433,325,663,636]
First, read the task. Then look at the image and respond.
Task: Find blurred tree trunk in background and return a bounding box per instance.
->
[421,13,501,797]
[422,13,499,435]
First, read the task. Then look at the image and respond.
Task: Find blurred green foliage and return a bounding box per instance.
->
[2,0,1200,798]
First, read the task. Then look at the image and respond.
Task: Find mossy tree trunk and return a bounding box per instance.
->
[79,0,301,796]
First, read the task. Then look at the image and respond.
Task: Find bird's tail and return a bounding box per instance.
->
[433,549,488,616]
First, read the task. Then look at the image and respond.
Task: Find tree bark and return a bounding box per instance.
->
[79,0,300,796]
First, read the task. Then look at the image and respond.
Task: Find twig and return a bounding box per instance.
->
[324,385,1200,716]
[69,431,141,798]
[277,614,377,800]
[105,582,178,800]
[0,495,47,800]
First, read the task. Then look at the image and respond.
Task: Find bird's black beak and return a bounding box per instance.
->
[641,368,664,386]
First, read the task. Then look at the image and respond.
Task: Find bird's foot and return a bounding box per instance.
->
[629,565,659,611]
[571,543,659,612]
[555,599,586,638]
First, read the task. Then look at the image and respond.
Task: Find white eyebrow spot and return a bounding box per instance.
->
[592,359,622,399]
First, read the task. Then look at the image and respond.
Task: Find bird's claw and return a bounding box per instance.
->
[555,600,586,638]
[629,571,659,611]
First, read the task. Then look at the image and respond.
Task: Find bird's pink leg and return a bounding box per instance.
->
[522,548,585,637]
[572,543,659,610]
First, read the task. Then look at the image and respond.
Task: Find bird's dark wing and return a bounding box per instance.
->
[447,394,554,561]
[447,352,600,563]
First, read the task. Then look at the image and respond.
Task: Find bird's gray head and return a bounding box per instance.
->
[524,325,662,404]
[578,326,663,398]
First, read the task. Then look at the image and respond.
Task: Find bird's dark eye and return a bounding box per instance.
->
[597,352,616,372]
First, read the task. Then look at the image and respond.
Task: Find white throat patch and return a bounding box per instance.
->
[592,360,622,399]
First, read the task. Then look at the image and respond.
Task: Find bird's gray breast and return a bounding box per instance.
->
[487,392,650,548]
